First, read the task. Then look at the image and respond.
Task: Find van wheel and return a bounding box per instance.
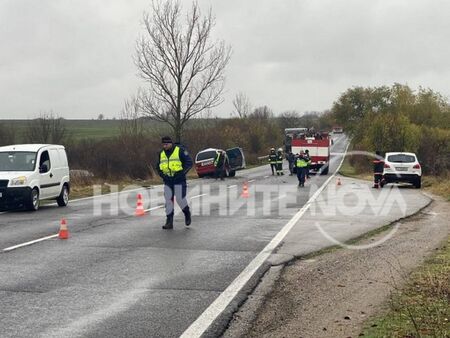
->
[57,185,69,207]
[27,188,40,211]
[228,170,236,177]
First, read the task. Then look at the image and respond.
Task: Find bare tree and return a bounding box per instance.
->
[232,92,252,118]
[135,0,232,142]
[25,112,68,144]
[119,96,145,140]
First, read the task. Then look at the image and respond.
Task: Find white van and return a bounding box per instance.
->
[0,144,70,211]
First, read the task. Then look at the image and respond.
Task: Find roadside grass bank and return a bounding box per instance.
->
[362,236,450,338]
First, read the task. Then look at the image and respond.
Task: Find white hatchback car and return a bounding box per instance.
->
[0,144,70,211]
[383,152,422,188]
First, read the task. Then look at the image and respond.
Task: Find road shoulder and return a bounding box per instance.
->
[223,194,449,338]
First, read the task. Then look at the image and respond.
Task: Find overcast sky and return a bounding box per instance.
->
[1,0,449,119]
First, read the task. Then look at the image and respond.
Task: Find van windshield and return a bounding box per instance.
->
[196,150,217,161]
[0,152,37,171]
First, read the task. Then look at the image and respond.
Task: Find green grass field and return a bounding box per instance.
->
[1,118,220,143]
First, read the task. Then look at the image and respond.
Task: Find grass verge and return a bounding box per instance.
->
[362,237,450,338]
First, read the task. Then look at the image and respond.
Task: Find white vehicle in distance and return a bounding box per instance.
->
[0,144,70,211]
[383,152,422,188]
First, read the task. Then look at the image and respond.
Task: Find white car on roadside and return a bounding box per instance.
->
[383,152,422,188]
[0,144,70,211]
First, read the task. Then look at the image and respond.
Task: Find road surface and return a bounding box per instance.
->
[0,135,348,338]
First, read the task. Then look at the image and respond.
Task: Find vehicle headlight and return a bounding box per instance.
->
[10,176,27,186]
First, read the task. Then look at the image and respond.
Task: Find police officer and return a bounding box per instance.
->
[296,151,308,187]
[373,150,384,189]
[214,150,227,181]
[304,149,311,179]
[156,136,193,229]
[276,148,284,176]
[268,148,277,175]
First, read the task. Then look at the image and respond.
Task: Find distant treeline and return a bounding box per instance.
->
[0,109,334,179]
[332,84,450,175]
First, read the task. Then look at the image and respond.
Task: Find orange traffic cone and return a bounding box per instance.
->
[336,177,342,186]
[241,182,249,198]
[135,193,145,216]
[58,218,69,239]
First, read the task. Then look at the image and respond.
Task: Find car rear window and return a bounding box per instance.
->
[196,150,217,161]
[387,154,416,163]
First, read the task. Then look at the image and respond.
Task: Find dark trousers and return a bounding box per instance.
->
[288,161,294,174]
[164,182,189,216]
[373,173,383,188]
[297,167,306,185]
[215,165,225,180]
[270,163,277,174]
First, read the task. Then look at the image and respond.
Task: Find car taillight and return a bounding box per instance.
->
[413,163,421,169]
[384,163,390,168]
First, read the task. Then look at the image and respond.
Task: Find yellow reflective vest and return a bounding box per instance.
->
[296,157,308,168]
[159,146,183,176]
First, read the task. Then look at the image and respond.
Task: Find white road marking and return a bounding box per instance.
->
[3,234,59,252]
[144,205,164,212]
[180,142,350,338]
[190,194,207,199]
[247,179,256,183]
[264,175,270,178]
[227,185,237,189]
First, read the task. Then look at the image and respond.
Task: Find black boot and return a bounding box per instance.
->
[183,207,191,226]
[162,214,174,230]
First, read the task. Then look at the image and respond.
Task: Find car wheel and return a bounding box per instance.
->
[320,166,329,175]
[27,188,40,211]
[414,178,421,189]
[57,184,69,207]
[197,173,204,178]
[228,170,236,177]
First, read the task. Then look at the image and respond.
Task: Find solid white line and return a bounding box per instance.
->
[190,194,207,199]
[3,234,58,252]
[227,185,237,189]
[264,175,270,178]
[247,179,256,183]
[180,142,350,338]
[144,205,164,212]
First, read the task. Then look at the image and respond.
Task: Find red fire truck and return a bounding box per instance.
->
[284,128,331,175]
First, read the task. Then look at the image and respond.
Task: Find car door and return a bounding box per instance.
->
[226,147,245,170]
[38,150,59,198]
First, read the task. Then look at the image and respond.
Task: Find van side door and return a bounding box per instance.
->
[38,150,59,198]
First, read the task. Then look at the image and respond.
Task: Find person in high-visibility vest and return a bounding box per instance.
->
[276,148,284,176]
[214,150,227,181]
[156,136,193,229]
[296,151,309,187]
[304,149,311,179]
[268,148,278,175]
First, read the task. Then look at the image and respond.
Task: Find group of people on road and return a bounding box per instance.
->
[268,148,311,187]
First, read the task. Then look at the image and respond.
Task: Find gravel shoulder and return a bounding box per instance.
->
[224,195,449,338]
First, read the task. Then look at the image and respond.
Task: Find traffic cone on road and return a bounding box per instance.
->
[336,177,342,186]
[58,218,69,240]
[241,182,250,198]
[135,193,145,216]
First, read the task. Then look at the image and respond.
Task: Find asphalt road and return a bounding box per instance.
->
[0,134,349,338]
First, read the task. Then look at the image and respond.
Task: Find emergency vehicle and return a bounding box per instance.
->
[284,128,331,175]
[194,147,245,178]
